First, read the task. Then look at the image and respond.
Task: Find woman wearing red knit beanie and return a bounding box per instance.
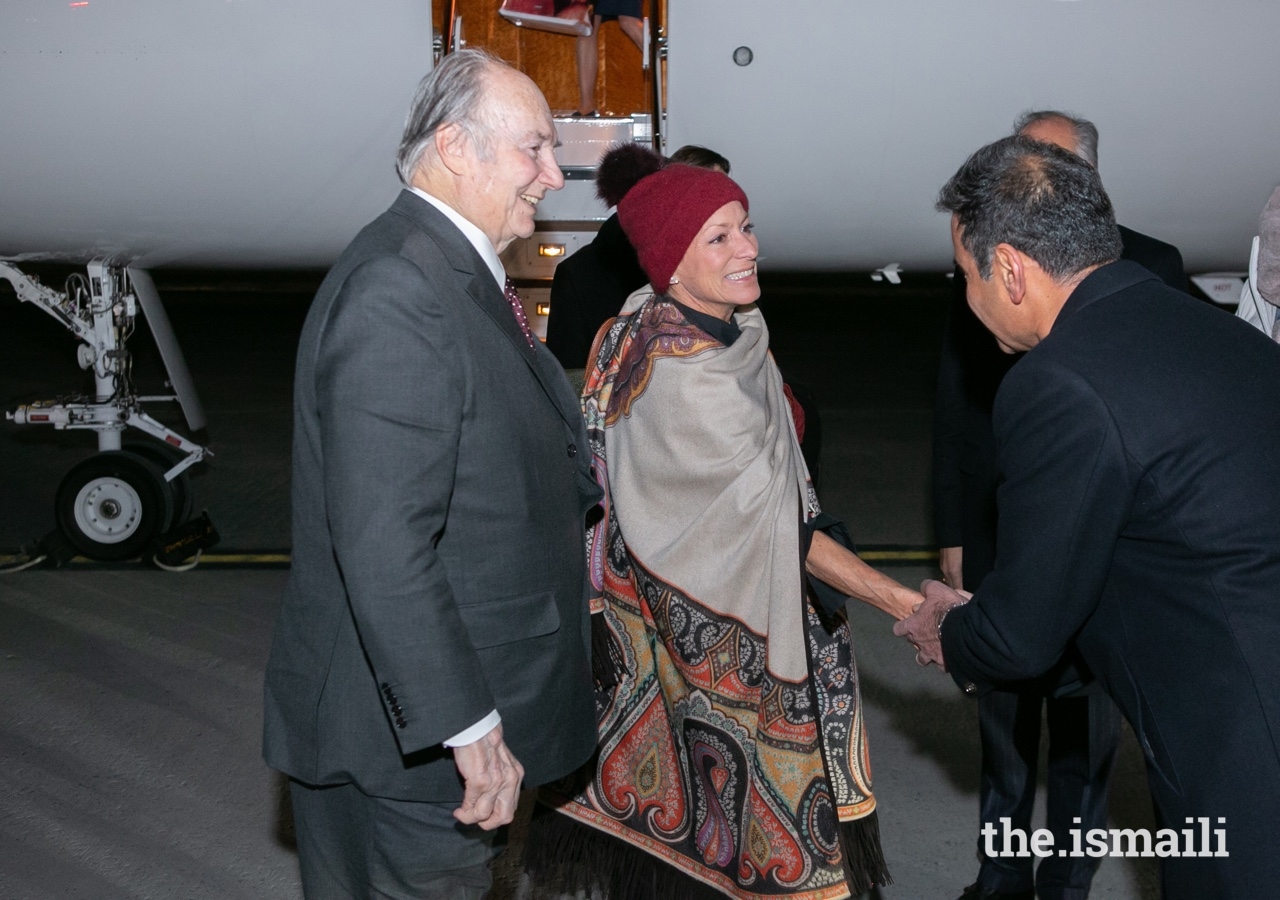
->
[525,144,922,900]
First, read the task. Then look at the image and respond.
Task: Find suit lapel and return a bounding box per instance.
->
[463,270,534,361]
[391,191,583,435]
[464,271,584,434]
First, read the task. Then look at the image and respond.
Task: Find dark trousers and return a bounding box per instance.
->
[289,779,502,899]
[976,684,1121,900]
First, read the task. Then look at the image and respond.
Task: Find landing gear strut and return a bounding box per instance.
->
[2,260,215,563]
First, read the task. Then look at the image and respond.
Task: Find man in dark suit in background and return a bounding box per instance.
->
[932,110,1191,900]
[903,135,1280,899]
[1014,110,1188,293]
[544,209,647,371]
[263,50,601,898]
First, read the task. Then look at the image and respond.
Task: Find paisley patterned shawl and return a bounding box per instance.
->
[530,295,889,900]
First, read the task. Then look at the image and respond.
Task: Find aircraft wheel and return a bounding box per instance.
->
[124,441,195,525]
[55,451,173,561]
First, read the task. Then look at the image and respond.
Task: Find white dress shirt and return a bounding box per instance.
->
[410,187,507,291]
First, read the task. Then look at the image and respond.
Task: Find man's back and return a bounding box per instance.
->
[969,261,1280,896]
[1001,263,1280,717]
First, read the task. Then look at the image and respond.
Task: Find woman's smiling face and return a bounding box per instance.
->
[668,201,759,321]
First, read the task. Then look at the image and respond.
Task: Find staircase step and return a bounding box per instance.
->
[553,114,652,168]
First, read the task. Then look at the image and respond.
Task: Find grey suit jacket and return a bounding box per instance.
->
[264,190,600,800]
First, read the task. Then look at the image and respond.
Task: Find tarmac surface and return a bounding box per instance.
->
[0,270,1161,898]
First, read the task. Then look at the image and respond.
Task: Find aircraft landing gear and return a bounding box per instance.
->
[125,440,195,526]
[56,451,173,561]
[1,259,216,566]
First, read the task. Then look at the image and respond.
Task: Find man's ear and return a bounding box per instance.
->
[434,123,471,177]
[993,243,1027,306]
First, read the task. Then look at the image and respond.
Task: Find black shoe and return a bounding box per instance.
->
[956,882,1035,900]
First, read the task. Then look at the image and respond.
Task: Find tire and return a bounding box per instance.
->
[124,440,195,526]
[55,451,174,561]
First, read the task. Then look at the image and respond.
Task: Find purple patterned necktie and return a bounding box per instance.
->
[504,277,535,348]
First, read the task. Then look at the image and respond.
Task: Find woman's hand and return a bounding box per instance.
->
[938,546,964,591]
[805,530,924,620]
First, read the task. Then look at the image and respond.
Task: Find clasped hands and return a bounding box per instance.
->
[893,578,971,672]
[447,575,973,829]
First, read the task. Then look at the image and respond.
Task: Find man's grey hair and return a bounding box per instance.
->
[1013,109,1100,169]
[395,49,509,184]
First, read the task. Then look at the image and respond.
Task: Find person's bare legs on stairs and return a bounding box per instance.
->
[575,13,643,116]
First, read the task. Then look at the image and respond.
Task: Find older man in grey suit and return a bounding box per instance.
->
[263,50,600,898]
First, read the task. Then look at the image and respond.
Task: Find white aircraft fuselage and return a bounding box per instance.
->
[2,0,1277,272]
[666,1,1280,273]
[1,0,432,268]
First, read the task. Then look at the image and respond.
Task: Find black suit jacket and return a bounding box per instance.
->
[264,191,600,800]
[545,213,648,370]
[932,226,1190,588]
[941,261,1280,897]
[1116,224,1188,294]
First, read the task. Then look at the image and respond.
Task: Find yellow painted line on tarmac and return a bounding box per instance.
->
[198,553,292,565]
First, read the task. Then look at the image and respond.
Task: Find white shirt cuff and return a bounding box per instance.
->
[442,710,501,747]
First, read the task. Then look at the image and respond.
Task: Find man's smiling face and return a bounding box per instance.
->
[463,70,564,253]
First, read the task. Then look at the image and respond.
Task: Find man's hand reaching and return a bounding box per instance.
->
[452,724,524,830]
[892,578,970,671]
